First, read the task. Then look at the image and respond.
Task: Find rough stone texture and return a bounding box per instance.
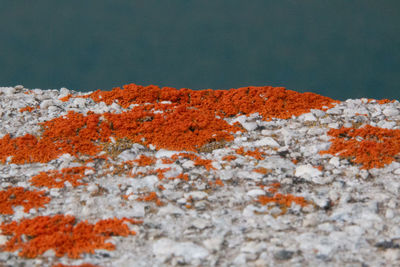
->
[0,86,400,266]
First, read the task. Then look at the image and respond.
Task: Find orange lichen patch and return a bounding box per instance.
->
[0,187,50,215]
[100,104,240,152]
[162,158,175,164]
[136,192,164,206]
[266,182,281,194]
[0,133,59,164]
[235,147,266,160]
[253,167,272,175]
[75,83,338,120]
[0,111,111,164]
[376,99,396,104]
[380,99,396,104]
[292,159,298,164]
[0,215,141,259]
[52,264,100,267]
[59,94,74,102]
[171,152,198,161]
[367,98,396,104]
[158,184,166,191]
[30,166,94,188]
[133,155,156,166]
[1,84,338,164]
[215,178,224,186]
[315,165,324,171]
[19,106,35,113]
[169,173,189,181]
[257,193,308,208]
[319,125,400,169]
[222,155,237,161]
[194,158,215,171]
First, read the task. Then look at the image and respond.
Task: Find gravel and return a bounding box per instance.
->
[0,85,400,266]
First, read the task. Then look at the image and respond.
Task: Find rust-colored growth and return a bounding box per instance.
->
[101,104,240,152]
[171,153,198,161]
[30,166,94,188]
[215,178,224,186]
[162,158,175,164]
[19,106,34,113]
[377,99,396,104]
[0,215,140,259]
[315,165,324,171]
[253,167,272,175]
[171,173,189,181]
[222,155,237,161]
[133,155,156,166]
[257,193,308,208]
[235,147,265,160]
[319,125,400,169]
[59,94,74,102]
[0,187,50,215]
[0,111,110,164]
[266,182,281,194]
[194,158,215,171]
[137,192,164,206]
[0,84,338,164]
[77,83,338,120]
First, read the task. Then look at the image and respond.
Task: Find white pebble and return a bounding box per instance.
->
[295,164,322,180]
[247,189,266,197]
[0,87,16,95]
[383,107,399,117]
[254,137,280,148]
[40,99,54,109]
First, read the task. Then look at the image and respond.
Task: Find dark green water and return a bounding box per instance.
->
[1,0,399,101]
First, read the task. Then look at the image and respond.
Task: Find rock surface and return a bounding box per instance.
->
[0,85,400,266]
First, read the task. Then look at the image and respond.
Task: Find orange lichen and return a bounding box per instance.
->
[320,125,400,169]
[377,99,396,104]
[19,106,35,113]
[171,153,202,163]
[0,215,141,259]
[136,192,164,206]
[266,182,281,194]
[257,193,308,208]
[133,155,156,166]
[315,165,324,171]
[30,166,94,188]
[235,147,266,160]
[1,84,337,164]
[194,158,215,171]
[355,113,368,117]
[162,158,175,164]
[222,155,237,161]
[0,111,110,164]
[74,83,338,120]
[253,167,272,175]
[0,187,50,215]
[215,178,224,186]
[170,173,189,181]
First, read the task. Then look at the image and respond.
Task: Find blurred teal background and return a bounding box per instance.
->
[0,0,399,101]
